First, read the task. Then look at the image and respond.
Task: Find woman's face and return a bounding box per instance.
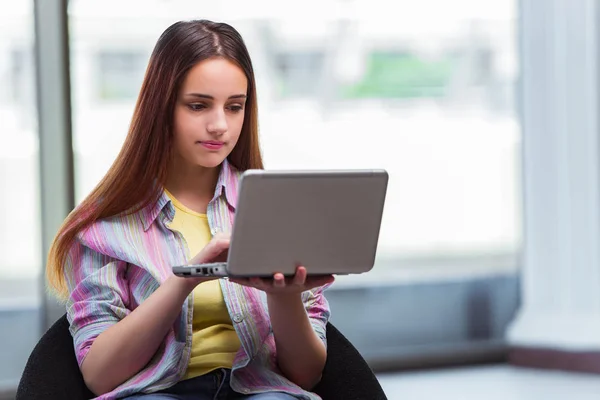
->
[173,57,248,169]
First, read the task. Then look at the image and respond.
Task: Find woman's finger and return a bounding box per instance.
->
[228,277,244,286]
[249,277,264,287]
[293,266,307,286]
[189,236,230,264]
[273,273,286,288]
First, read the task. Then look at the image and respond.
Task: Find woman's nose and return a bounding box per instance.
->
[207,110,227,135]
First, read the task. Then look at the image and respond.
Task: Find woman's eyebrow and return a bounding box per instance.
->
[185,93,247,99]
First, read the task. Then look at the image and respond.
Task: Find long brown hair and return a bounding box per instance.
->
[47,20,263,297]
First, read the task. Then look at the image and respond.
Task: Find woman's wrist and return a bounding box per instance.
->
[165,274,197,297]
[166,274,215,296]
[267,291,303,307]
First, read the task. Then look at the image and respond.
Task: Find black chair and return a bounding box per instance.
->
[17,314,388,400]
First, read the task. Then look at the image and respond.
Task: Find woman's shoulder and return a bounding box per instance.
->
[64,206,160,285]
[75,208,148,256]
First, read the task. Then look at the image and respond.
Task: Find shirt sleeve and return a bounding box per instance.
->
[302,283,332,349]
[64,241,131,367]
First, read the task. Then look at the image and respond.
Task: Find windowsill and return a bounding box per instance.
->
[330,255,520,290]
[0,386,16,400]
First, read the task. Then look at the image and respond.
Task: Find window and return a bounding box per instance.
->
[1,49,21,103]
[0,0,42,390]
[69,0,521,281]
[96,51,147,101]
[0,48,34,107]
[340,51,454,99]
[275,51,325,98]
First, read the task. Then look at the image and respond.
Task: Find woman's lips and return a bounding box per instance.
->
[199,141,224,150]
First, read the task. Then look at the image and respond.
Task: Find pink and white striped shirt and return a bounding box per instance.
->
[64,159,331,399]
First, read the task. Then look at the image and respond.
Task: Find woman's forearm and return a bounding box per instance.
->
[267,293,327,390]
[81,275,196,396]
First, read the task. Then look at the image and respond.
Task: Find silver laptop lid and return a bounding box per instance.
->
[226,169,388,276]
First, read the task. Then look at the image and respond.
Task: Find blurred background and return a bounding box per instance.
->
[2,0,600,399]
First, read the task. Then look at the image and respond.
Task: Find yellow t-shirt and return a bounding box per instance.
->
[165,190,241,380]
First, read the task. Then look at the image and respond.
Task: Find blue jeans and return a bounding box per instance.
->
[123,369,299,399]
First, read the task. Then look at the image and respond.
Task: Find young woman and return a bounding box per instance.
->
[46,20,334,400]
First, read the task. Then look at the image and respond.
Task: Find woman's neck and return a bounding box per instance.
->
[165,159,220,214]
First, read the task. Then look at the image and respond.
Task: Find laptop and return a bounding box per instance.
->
[172,169,388,278]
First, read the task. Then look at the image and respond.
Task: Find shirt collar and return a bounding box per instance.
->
[140,158,240,231]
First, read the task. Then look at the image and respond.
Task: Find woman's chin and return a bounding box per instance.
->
[195,156,227,169]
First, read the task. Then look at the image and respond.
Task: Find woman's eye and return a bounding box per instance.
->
[188,104,206,111]
[228,105,244,112]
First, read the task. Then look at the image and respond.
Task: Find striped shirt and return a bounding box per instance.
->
[64,159,331,399]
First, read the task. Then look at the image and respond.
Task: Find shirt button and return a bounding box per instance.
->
[232,313,244,323]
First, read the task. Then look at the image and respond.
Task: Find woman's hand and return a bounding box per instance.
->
[171,233,231,292]
[229,266,334,296]
[233,266,333,389]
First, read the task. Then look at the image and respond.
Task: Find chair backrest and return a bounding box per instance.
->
[313,323,388,400]
[16,314,94,400]
[17,314,387,400]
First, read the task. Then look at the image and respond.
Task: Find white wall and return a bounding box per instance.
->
[507,0,600,350]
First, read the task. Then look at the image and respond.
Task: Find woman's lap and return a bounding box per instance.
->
[123,394,208,400]
[124,392,298,400]
[121,370,300,400]
[122,371,217,399]
[237,393,299,399]
[124,390,299,400]
[125,392,298,400]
